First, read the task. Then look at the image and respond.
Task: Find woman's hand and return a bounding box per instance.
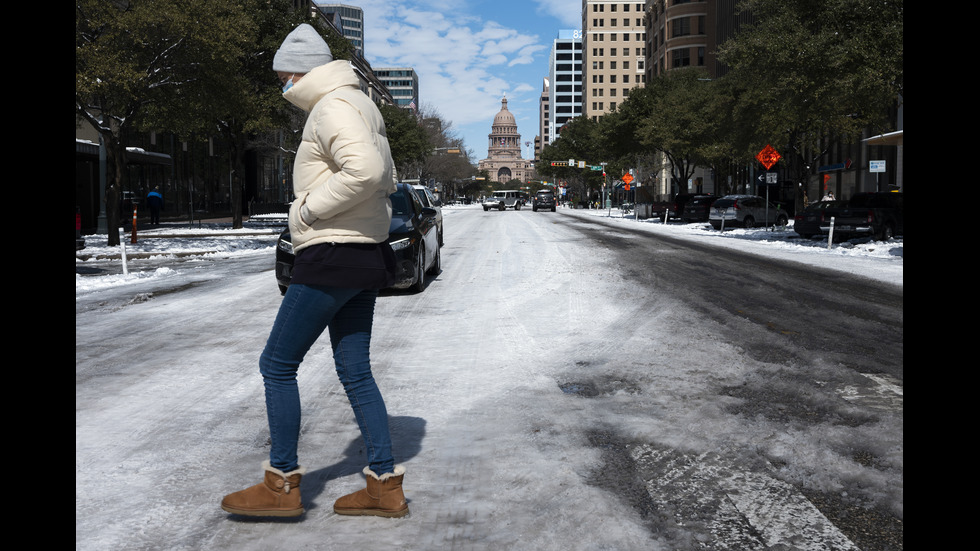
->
[300,203,317,226]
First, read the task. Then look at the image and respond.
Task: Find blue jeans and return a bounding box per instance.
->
[259,284,394,475]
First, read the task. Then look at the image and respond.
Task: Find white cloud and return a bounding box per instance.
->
[356,2,550,120]
[343,0,575,156]
[530,0,583,29]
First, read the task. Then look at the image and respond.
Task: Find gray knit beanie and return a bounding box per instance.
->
[273,23,333,73]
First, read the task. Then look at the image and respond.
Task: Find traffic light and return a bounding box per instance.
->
[550,161,568,167]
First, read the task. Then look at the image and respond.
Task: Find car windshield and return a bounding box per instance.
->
[849,194,893,208]
[810,200,844,211]
[390,190,414,215]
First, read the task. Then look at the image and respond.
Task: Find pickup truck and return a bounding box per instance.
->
[820,191,903,240]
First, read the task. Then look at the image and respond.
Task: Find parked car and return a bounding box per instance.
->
[412,184,444,246]
[668,193,702,220]
[709,195,788,229]
[483,190,523,211]
[275,183,441,294]
[532,189,556,212]
[680,195,719,222]
[793,200,845,239]
[819,192,903,241]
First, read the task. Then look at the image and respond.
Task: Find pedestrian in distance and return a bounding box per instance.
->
[822,191,836,201]
[220,23,408,519]
[146,187,163,225]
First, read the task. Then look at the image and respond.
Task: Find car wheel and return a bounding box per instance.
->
[742,216,755,228]
[411,244,426,293]
[427,243,441,275]
[515,203,521,211]
[483,206,489,211]
[876,223,894,241]
[551,206,556,212]
[776,214,788,227]
[498,204,505,211]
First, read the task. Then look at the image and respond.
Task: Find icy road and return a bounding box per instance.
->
[76,206,903,550]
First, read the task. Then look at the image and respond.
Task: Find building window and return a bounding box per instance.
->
[672,48,690,68]
[672,17,691,38]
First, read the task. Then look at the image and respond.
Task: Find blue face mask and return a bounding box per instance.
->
[282,76,294,93]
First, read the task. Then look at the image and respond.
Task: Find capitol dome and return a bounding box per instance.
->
[493,97,516,126]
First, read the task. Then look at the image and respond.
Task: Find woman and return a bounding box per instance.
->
[220,23,408,519]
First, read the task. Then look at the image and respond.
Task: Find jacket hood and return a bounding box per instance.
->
[282,60,359,112]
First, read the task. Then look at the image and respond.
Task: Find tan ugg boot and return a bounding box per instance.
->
[333,465,409,518]
[221,461,307,517]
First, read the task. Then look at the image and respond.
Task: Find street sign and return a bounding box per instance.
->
[870,160,886,172]
[622,173,633,184]
[756,145,781,170]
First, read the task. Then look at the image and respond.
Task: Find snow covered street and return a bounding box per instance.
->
[76,205,902,550]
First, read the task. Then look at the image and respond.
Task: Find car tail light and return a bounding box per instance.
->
[866,210,874,224]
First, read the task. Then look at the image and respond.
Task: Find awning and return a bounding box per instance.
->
[75,140,173,166]
[863,130,903,146]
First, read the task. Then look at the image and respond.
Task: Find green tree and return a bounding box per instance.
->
[718,0,904,185]
[539,117,606,204]
[76,0,251,244]
[629,68,718,195]
[378,103,431,178]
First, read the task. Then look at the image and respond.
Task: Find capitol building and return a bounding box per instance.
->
[478,97,536,184]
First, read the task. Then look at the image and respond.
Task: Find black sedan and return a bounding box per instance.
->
[275,183,441,294]
[680,195,719,222]
[793,200,845,239]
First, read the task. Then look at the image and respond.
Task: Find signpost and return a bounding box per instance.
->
[756,146,781,231]
[870,160,886,191]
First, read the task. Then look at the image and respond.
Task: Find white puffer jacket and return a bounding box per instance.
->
[283,60,397,252]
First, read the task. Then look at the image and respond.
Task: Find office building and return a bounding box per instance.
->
[537,78,549,159]
[374,67,419,110]
[546,30,583,145]
[581,1,647,121]
[316,3,365,57]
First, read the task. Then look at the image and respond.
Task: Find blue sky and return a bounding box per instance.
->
[350,0,582,162]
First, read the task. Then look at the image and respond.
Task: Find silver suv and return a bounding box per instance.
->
[709,195,788,229]
[483,190,523,211]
